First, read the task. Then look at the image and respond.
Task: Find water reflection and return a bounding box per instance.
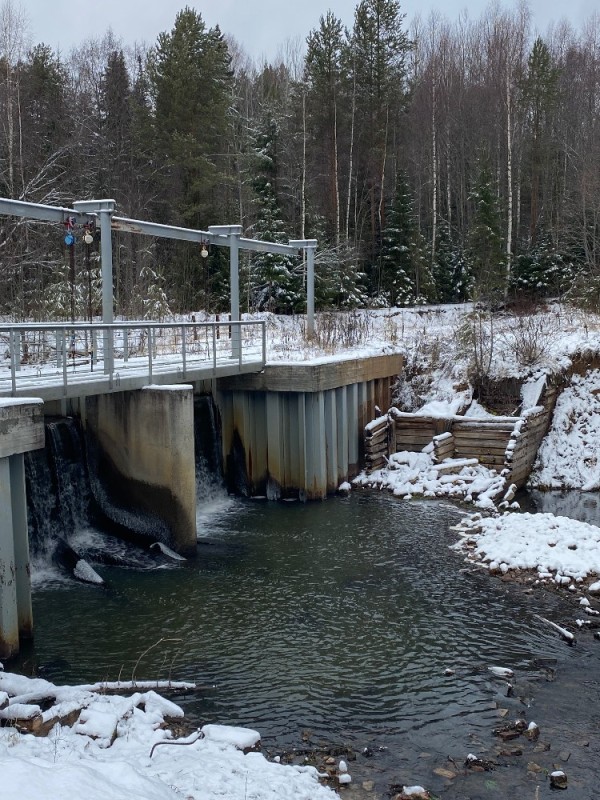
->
[527,488,600,526]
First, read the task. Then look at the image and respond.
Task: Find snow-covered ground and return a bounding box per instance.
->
[0,672,335,800]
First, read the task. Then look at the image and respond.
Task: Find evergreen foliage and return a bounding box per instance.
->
[379,172,435,305]
[249,115,299,312]
[467,164,506,304]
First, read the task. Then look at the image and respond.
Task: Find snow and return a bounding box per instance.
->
[530,370,600,490]
[0,672,335,800]
[353,449,508,511]
[453,511,600,583]
[0,396,43,406]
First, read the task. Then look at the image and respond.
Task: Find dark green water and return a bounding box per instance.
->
[20,492,576,794]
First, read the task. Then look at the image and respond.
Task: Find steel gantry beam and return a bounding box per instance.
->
[0,197,319,339]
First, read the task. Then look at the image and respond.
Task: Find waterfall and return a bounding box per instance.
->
[25,395,230,571]
[194,394,231,532]
[25,417,92,554]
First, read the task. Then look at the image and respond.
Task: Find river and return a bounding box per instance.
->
[14,490,600,798]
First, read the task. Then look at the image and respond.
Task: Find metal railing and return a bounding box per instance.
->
[0,320,266,398]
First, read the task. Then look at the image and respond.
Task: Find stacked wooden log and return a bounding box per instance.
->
[432,431,455,463]
[505,405,554,486]
[388,411,445,453]
[364,414,390,472]
[452,418,519,469]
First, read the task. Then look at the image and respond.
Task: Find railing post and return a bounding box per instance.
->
[123,327,129,363]
[59,329,67,395]
[212,324,217,372]
[147,326,153,383]
[181,325,187,378]
[9,330,17,396]
[230,230,241,360]
[262,321,267,368]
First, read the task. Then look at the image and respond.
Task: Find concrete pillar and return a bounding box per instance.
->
[324,389,338,492]
[84,387,196,555]
[0,399,43,659]
[266,392,284,498]
[10,453,32,639]
[0,458,19,660]
[347,383,359,474]
[305,391,327,499]
[336,386,349,484]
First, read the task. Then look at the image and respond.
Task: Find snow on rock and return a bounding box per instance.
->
[530,370,600,490]
[201,724,261,750]
[453,511,600,583]
[73,707,120,746]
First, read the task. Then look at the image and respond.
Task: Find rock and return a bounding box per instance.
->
[444,668,455,676]
[525,722,540,740]
[362,747,374,758]
[338,760,348,773]
[362,781,375,791]
[433,767,456,779]
[338,773,352,785]
[325,757,336,765]
[527,761,543,773]
[495,728,521,742]
[392,786,430,800]
[550,770,568,790]
[498,747,523,757]
[558,750,571,762]
[465,753,495,771]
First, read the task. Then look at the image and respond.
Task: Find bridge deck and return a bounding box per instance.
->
[0,320,266,402]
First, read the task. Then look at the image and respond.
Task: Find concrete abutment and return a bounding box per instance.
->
[215,354,401,499]
[0,400,44,660]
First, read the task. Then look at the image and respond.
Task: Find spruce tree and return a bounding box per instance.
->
[467,164,506,304]
[433,220,471,303]
[379,172,434,305]
[250,115,299,313]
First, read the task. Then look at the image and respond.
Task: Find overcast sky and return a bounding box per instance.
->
[22,0,598,62]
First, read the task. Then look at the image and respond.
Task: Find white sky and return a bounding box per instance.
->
[20,0,598,63]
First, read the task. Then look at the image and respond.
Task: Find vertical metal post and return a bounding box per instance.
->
[9,330,17,396]
[147,326,153,383]
[261,321,267,367]
[181,325,187,378]
[99,208,114,374]
[230,231,241,359]
[60,329,67,393]
[306,245,316,337]
[212,325,217,372]
[123,327,129,363]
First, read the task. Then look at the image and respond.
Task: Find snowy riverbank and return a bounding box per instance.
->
[0,672,336,800]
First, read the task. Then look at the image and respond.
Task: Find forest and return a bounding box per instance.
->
[0,0,599,320]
